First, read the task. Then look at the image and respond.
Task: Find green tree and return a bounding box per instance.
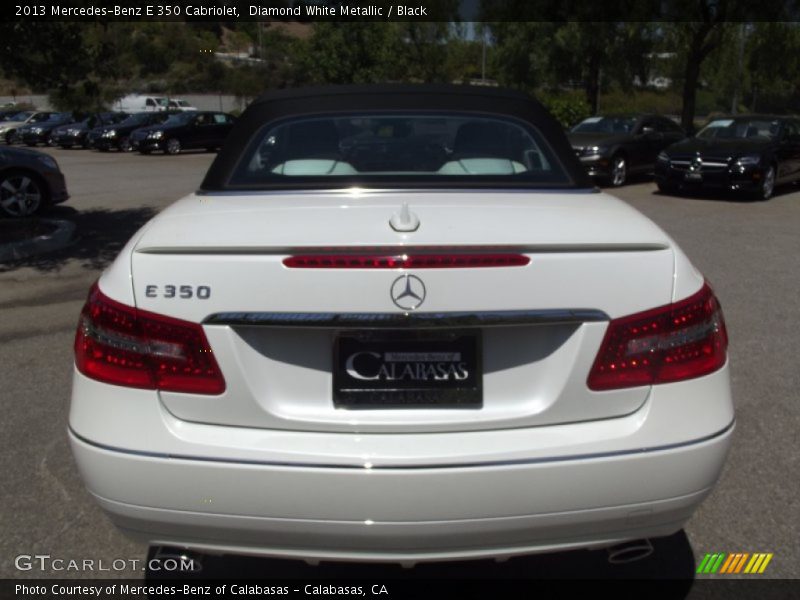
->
[746,22,800,112]
[0,22,133,111]
[301,23,405,84]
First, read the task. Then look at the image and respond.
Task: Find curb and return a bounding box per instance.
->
[0,218,76,262]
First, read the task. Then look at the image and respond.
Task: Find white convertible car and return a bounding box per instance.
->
[70,85,733,564]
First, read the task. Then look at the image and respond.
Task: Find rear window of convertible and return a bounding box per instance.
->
[229,113,570,187]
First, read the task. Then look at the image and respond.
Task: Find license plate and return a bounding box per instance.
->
[685,172,703,182]
[333,332,482,408]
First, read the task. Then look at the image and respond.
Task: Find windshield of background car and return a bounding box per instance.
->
[162,112,195,127]
[571,116,638,134]
[119,113,151,126]
[230,113,570,186]
[10,111,33,121]
[697,119,780,140]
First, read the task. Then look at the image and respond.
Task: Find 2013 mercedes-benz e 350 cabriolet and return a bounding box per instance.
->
[69,85,733,563]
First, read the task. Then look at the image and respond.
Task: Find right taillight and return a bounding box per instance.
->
[74,283,225,395]
[587,283,728,391]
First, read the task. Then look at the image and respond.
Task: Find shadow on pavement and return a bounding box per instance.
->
[0,205,156,273]
[147,530,696,590]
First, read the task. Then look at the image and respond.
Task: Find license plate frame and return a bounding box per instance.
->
[333,330,482,409]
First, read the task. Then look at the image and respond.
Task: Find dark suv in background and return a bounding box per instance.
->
[52,112,129,149]
[88,112,174,152]
[655,115,800,200]
[568,114,685,186]
[130,111,237,155]
[18,113,77,147]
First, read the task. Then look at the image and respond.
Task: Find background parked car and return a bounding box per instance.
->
[167,99,197,111]
[88,111,176,152]
[0,111,61,145]
[0,146,69,217]
[113,94,168,113]
[568,114,685,186]
[52,112,128,149]
[0,109,24,122]
[655,115,800,200]
[19,113,78,147]
[130,111,236,155]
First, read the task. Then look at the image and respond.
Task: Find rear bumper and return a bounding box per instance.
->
[578,155,613,179]
[70,426,731,562]
[69,362,734,562]
[133,139,164,152]
[44,170,69,204]
[655,165,764,192]
[21,133,48,145]
[54,133,84,146]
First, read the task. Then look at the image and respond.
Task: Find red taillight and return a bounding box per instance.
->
[74,284,225,395]
[283,253,530,269]
[587,283,728,391]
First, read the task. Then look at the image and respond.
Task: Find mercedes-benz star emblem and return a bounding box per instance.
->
[390,274,426,310]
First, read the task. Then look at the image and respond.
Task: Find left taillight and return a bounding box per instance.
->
[74,283,225,395]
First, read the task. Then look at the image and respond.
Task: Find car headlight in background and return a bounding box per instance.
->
[101,130,117,138]
[30,127,44,134]
[580,145,605,156]
[36,155,59,171]
[735,155,761,166]
[147,130,164,139]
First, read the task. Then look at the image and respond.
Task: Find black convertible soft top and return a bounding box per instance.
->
[200,84,592,191]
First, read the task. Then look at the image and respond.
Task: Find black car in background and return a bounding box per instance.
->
[0,146,69,217]
[18,113,77,147]
[567,114,685,186]
[88,111,175,152]
[655,115,800,200]
[130,111,237,155]
[52,112,128,149]
[1,111,61,145]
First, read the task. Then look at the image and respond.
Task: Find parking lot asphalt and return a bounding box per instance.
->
[0,148,798,584]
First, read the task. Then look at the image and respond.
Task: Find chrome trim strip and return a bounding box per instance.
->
[136,243,669,255]
[69,420,735,471]
[202,309,609,329]
[195,187,601,196]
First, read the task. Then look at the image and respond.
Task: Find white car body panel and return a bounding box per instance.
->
[70,90,730,562]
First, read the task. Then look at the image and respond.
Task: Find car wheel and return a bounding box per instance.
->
[609,155,627,187]
[753,165,776,200]
[46,135,57,147]
[139,148,151,155]
[118,136,133,152]
[0,172,48,217]
[5,130,18,145]
[60,144,72,150]
[165,138,181,155]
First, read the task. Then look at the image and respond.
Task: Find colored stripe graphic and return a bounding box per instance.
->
[698,552,773,574]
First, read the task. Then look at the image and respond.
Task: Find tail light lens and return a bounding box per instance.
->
[588,283,728,391]
[74,283,225,395]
